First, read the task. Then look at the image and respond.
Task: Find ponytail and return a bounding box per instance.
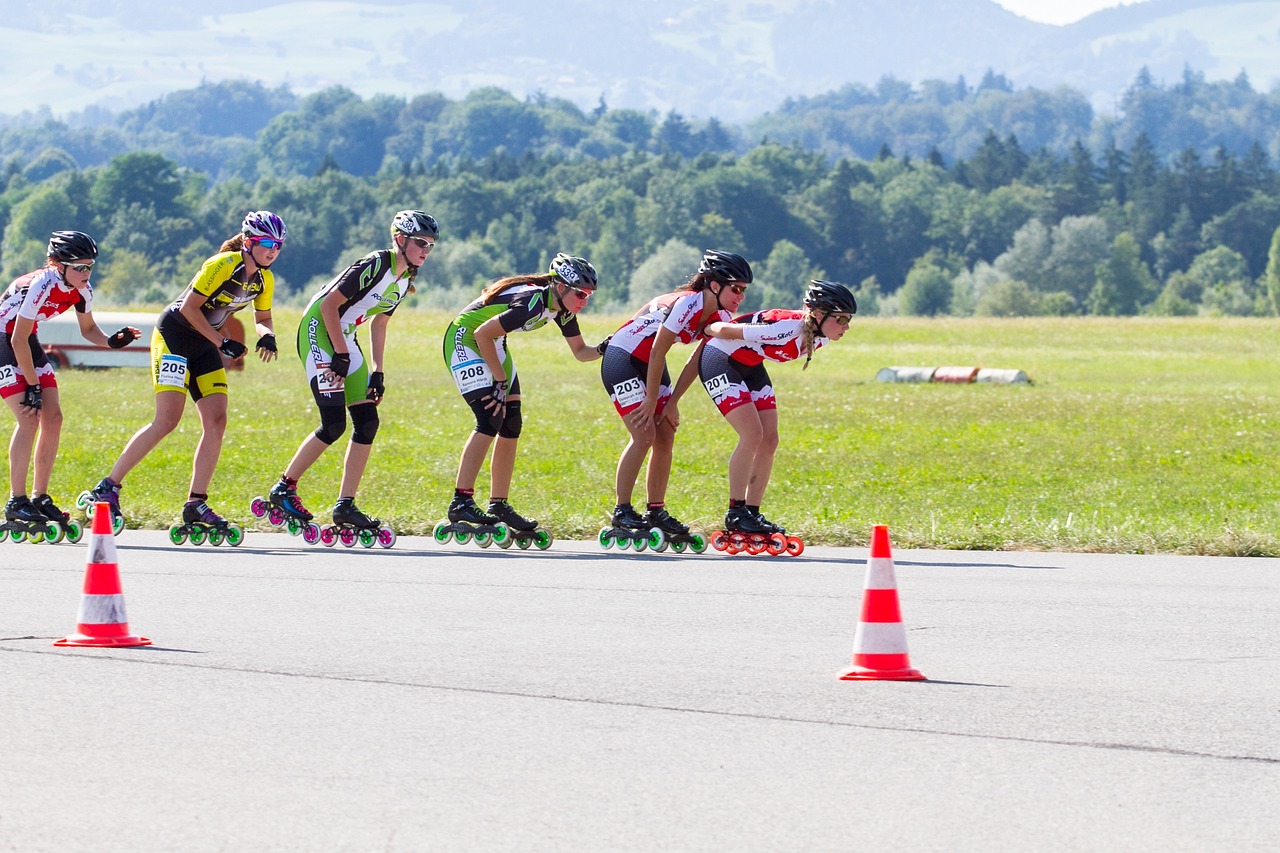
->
[220,234,247,253]
[801,308,820,371]
[481,272,557,305]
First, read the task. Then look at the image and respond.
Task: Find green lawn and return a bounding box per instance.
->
[37,312,1280,555]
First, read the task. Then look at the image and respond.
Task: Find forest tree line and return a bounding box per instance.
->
[4,66,1280,317]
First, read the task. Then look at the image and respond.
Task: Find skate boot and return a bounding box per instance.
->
[249,477,314,536]
[328,497,395,549]
[713,506,802,557]
[75,477,125,535]
[1,495,52,543]
[644,506,708,554]
[31,494,84,544]
[752,509,787,536]
[488,499,553,550]
[599,502,660,551]
[434,495,507,548]
[171,498,244,547]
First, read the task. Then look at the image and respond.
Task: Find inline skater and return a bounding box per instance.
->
[597,249,750,550]
[80,211,286,544]
[253,209,436,548]
[438,253,603,548]
[699,279,856,556]
[0,231,140,543]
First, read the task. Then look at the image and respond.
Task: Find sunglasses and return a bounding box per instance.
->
[567,286,592,300]
[252,238,284,250]
[826,313,852,327]
[408,237,436,250]
[66,261,95,273]
[724,283,748,295]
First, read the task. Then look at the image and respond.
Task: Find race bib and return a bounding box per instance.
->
[702,372,733,403]
[157,354,187,388]
[452,359,492,394]
[612,377,645,408]
[0,365,16,388]
[317,365,344,395]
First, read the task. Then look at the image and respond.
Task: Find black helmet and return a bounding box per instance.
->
[549,253,598,290]
[391,209,439,239]
[803,280,857,315]
[47,231,98,262]
[699,249,753,284]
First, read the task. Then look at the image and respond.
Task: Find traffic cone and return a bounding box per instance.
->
[54,502,150,648]
[839,525,924,681]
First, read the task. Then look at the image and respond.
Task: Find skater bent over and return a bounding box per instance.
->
[700,280,856,550]
[441,253,603,543]
[84,211,286,536]
[1,231,140,539]
[599,249,750,542]
[265,209,436,538]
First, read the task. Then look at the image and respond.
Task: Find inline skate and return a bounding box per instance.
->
[326,497,396,549]
[488,499,553,550]
[597,503,663,552]
[74,477,126,535]
[710,506,803,556]
[433,494,510,548]
[31,494,83,544]
[643,506,708,554]
[0,496,54,544]
[249,478,321,542]
[169,498,245,546]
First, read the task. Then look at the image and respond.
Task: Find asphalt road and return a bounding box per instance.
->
[2,531,1277,851]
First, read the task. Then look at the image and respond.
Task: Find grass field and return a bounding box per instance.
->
[34,311,1280,555]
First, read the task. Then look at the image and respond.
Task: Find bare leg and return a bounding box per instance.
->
[188,393,228,496]
[723,406,765,502]
[490,436,517,499]
[615,420,655,506]
[455,431,496,492]
[339,441,372,499]
[5,396,39,496]
[283,435,330,483]
[108,391,187,484]
[30,387,63,496]
[744,408,780,506]
[644,418,677,505]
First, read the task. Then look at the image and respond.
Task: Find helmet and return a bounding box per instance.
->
[241,210,287,242]
[698,249,753,284]
[803,280,857,315]
[549,253,598,290]
[391,209,439,239]
[47,231,98,262]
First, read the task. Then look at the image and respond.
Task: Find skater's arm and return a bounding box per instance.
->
[704,321,746,340]
[178,289,230,347]
[562,334,600,362]
[670,339,705,405]
[11,315,39,386]
[75,310,140,349]
[368,313,390,373]
[253,309,276,363]
[472,316,509,382]
[320,290,348,355]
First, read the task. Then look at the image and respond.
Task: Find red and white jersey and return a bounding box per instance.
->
[706,309,828,366]
[0,268,92,335]
[607,290,728,362]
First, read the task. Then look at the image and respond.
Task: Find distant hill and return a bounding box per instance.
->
[1,0,1278,123]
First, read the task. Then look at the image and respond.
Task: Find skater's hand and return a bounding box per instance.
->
[107,326,141,349]
[660,399,680,431]
[483,379,508,420]
[366,371,385,403]
[328,352,351,377]
[594,335,612,357]
[255,334,278,363]
[627,396,657,432]
[19,385,42,414]
[218,337,247,360]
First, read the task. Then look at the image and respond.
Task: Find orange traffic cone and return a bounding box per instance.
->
[839,525,924,681]
[54,502,150,648]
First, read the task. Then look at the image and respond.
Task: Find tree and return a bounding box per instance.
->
[1266,225,1280,315]
[628,240,701,308]
[1043,215,1111,304]
[89,152,185,223]
[975,278,1038,317]
[758,240,824,310]
[898,260,952,316]
[1087,232,1155,315]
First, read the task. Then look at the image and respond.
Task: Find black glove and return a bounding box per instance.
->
[595,335,612,356]
[219,338,247,359]
[107,328,137,349]
[255,334,277,353]
[330,352,351,377]
[366,371,385,403]
[20,385,42,411]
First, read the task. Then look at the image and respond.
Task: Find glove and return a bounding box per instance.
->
[330,352,351,377]
[595,335,612,356]
[20,385,42,411]
[366,371,385,403]
[107,328,137,349]
[219,338,247,359]
[255,334,277,353]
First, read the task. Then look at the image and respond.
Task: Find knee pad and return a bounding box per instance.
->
[313,405,347,446]
[497,400,522,439]
[349,403,380,446]
[467,393,500,436]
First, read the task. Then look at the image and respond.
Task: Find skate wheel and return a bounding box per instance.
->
[766,532,787,556]
[65,521,83,544]
[285,516,302,536]
[496,533,513,549]
[474,530,493,548]
[226,525,245,547]
[632,533,647,552]
[598,528,614,549]
[75,490,92,510]
[746,534,767,556]
[45,523,65,545]
[615,534,631,551]
[710,531,728,552]
[492,525,513,547]
[432,522,452,544]
[647,528,665,551]
[302,522,321,545]
[26,528,44,544]
[786,536,804,556]
[339,528,357,547]
[189,527,207,546]
[516,536,532,549]
[455,529,472,545]
[533,529,552,550]
[10,529,25,544]
[112,514,124,536]
[377,527,396,549]
[168,525,187,545]
[250,497,268,518]
[208,528,225,546]
[267,507,285,527]
[358,528,377,548]
[670,540,686,554]
[320,526,337,547]
[651,536,669,553]
[0,528,7,542]
[689,533,708,554]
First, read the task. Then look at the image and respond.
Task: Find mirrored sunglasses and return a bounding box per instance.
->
[253,238,284,250]
[725,283,748,295]
[568,286,592,300]
[408,237,436,250]
[67,261,95,273]
[827,313,852,327]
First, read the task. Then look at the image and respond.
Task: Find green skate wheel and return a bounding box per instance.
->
[474,530,493,548]
[632,533,647,552]
[45,523,64,544]
[285,516,302,536]
[226,525,245,547]
[492,525,513,548]
[454,529,472,545]
[10,529,25,544]
[168,525,187,545]
[647,529,665,551]
[358,528,376,548]
[598,528,614,549]
[533,529,553,550]
[516,536,531,549]
[495,533,513,549]
[188,527,207,546]
[208,527,225,546]
[689,533,708,554]
[0,528,7,543]
[432,522,452,544]
[112,514,125,536]
[65,521,83,544]
[75,491,92,510]
[671,540,687,553]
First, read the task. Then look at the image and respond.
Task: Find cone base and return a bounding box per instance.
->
[839,666,925,681]
[54,633,151,648]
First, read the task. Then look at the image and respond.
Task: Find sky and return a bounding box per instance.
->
[993,0,1150,25]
